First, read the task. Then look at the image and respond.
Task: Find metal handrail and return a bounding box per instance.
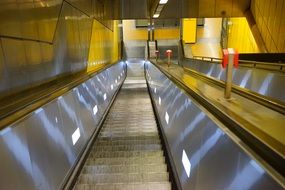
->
[0,62,122,130]
[190,55,285,71]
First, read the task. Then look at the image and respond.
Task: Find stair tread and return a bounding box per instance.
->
[74,182,171,190]
[82,164,167,174]
[77,172,169,184]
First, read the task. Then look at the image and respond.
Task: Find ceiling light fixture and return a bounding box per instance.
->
[153,14,160,18]
[159,0,168,4]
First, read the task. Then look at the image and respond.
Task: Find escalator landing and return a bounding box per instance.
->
[74,76,171,190]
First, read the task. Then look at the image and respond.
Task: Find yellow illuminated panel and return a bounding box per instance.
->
[182,18,197,43]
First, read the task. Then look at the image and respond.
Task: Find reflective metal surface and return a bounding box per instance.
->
[124,41,147,59]
[0,62,126,190]
[157,40,180,64]
[183,59,285,103]
[145,61,284,190]
[0,1,94,97]
[0,0,61,42]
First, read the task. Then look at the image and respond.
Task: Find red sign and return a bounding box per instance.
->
[222,49,229,68]
[165,49,173,57]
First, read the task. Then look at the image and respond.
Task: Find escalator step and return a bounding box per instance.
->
[96,139,161,146]
[89,150,164,158]
[92,144,162,151]
[74,182,171,190]
[77,172,169,184]
[81,164,167,174]
[85,156,165,166]
[73,74,171,189]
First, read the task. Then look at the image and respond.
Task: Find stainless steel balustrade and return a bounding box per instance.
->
[145,61,284,190]
[183,58,285,103]
[0,62,126,190]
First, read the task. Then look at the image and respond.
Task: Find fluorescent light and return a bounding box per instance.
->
[115,79,118,83]
[93,105,98,115]
[153,14,160,18]
[72,128,80,145]
[159,0,168,4]
[165,111,169,124]
[159,97,161,105]
[111,85,113,90]
[182,150,191,178]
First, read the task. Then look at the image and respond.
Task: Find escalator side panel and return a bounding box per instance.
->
[145,61,283,190]
[0,62,126,190]
[183,59,285,103]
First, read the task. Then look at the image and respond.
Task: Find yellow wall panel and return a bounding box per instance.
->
[123,20,148,41]
[227,17,260,53]
[182,18,197,43]
[251,0,285,52]
[154,28,180,40]
[88,20,120,72]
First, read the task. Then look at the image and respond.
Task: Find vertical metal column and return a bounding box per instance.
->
[224,49,234,99]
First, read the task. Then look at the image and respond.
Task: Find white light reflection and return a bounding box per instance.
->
[165,111,169,124]
[182,150,191,178]
[258,73,274,95]
[72,128,80,145]
[93,105,98,115]
[159,97,161,105]
[240,70,252,88]
[103,93,107,101]
[227,160,265,189]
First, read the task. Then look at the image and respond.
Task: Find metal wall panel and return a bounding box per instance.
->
[0,123,35,190]
[0,0,61,42]
[124,40,147,59]
[120,0,149,19]
[0,2,93,97]
[183,59,285,103]
[0,61,126,190]
[145,61,283,190]
[67,0,93,16]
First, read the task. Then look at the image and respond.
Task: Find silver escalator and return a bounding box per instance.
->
[73,61,171,189]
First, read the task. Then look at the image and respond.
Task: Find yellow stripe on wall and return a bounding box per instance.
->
[154,28,180,40]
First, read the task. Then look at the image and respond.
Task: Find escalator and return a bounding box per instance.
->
[0,60,284,190]
[73,63,171,189]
